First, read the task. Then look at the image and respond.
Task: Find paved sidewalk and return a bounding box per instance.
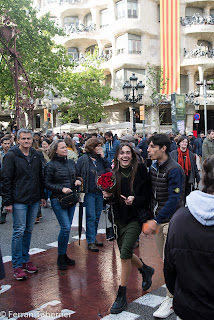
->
[0,233,177,320]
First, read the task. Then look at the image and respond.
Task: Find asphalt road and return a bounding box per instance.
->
[0,202,106,257]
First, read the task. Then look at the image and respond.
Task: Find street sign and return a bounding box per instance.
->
[194,113,200,121]
[194,120,199,124]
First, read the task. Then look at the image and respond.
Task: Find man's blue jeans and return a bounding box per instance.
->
[12,202,39,269]
[51,198,75,255]
[84,192,103,244]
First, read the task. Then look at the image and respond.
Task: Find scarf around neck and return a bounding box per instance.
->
[177,147,191,175]
[87,152,100,160]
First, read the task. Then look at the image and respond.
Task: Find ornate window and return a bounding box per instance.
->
[63,16,79,27]
[116,33,141,54]
[128,34,141,54]
[68,48,79,61]
[127,0,138,18]
[116,0,126,19]
[100,9,109,28]
[116,0,138,19]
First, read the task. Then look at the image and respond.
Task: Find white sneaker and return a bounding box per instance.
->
[153,296,174,318]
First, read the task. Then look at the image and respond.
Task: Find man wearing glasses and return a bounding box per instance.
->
[1,128,46,280]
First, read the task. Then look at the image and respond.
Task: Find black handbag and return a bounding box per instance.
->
[58,161,79,209]
[137,208,152,224]
[59,192,79,209]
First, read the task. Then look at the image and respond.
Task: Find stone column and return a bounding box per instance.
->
[187,70,195,92]
[204,5,210,17]
[186,105,195,134]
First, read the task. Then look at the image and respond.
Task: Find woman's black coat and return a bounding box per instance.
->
[44,156,77,198]
[113,163,151,224]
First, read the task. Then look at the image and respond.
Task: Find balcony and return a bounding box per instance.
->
[117,49,142,55]
[184,45,214,59]
[181,14,214,34]
[64,23,96,35]
[69,51,112,66]
[180,14,214,26]
[44,0,86,4]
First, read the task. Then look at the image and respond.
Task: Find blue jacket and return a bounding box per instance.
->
[76,154,110,193]
[137,139,148,159]
[104,138,120,164]
[194,137,204,156]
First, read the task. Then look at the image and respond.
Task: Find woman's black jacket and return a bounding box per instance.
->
[112,163,151,224]
[44,156,78,199]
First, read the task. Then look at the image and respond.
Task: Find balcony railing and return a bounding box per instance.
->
[64,23,96,34]
[44,0,86,5]
[181,14,214,26]
[116,13,138,19]
[69,52,112,65]
[128,14,138,18]
[184,45,214,59]
[100,24,109,29]
[117,49,141,55]
[128,50,141,54]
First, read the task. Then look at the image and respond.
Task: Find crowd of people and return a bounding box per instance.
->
[0,127,214,320]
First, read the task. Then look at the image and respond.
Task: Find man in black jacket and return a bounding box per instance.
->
[144,134,185,319]
[1,128,46,280]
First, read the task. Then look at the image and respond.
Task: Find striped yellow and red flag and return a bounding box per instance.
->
[160,0,180,95]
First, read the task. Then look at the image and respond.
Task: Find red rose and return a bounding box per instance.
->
[98,178,102,184]
[105,172,112,177]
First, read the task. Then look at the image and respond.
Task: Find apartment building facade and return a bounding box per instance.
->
[5,0,214,133]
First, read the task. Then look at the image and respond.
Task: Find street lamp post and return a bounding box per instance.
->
[196,80,214,136]
[123,73,145,134]
[58,108,61,135]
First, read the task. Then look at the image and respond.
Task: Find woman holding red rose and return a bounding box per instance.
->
[76,138,110,252]
[103,143,154,314]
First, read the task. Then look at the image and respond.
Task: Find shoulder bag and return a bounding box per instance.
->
[58,161,79,209]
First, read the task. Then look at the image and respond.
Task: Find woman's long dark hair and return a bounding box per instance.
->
[202,155,214,194]
[113,143,138,201]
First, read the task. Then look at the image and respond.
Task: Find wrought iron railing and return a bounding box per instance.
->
[64,23,96,34]
[184,45,214,59]
[117,49,141,55]
[69,51,112,65]
[181,14,214,26]
[44,0,86,5]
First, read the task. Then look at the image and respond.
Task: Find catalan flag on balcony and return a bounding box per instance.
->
[160,0,180,95]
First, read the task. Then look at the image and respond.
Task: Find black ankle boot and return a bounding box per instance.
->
[57,255,67,270]
[110,286,127,314]
[64,254,75,266]
[138,259,154,291]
